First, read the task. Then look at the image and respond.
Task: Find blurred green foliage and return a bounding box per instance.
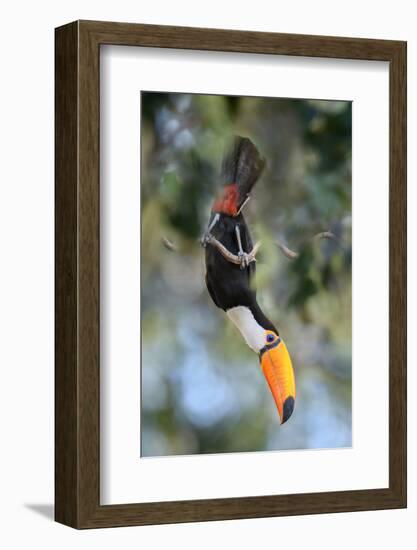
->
[141,92,352,456]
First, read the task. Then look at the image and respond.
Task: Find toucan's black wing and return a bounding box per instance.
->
[205,213,257,311]
[205,273,220,308]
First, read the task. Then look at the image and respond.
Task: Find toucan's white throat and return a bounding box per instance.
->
[226,306,265,353]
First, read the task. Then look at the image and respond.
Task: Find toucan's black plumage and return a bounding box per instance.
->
[205,137,275,331]
[205,212,277,333]
[204,136,296,424]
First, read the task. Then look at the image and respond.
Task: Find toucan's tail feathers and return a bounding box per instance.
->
[220,136,265,208]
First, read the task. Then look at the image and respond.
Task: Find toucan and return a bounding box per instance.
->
[203,136,296,424]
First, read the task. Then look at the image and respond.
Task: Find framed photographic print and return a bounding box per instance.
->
[55,20,407,528]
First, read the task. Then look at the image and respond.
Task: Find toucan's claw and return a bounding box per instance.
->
[238,252,250,269]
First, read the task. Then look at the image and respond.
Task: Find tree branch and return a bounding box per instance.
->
[205,235,261,266]
[162,230,336,264]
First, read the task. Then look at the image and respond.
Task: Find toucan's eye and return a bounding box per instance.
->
[266,333,275,343]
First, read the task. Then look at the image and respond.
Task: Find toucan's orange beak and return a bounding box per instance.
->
[260,338,296,424]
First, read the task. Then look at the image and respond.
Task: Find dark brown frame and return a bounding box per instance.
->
[55,20,407,529]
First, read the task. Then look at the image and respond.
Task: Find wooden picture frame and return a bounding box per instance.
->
[55,20,407,529]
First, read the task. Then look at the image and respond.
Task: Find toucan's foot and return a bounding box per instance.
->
[238,251,250,269]
[201,213,220,247]
[200,232,211,247]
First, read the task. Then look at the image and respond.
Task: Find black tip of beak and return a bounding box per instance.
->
[282,396,295,424]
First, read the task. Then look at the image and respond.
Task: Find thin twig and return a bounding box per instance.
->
[276,231,336,260]
[276,242,299,260]
[161,236,179,252]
